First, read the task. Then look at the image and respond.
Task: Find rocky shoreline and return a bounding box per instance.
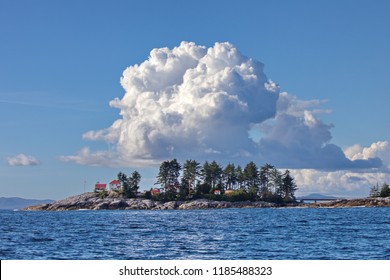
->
[23,192,278,211]
[301,197,390,208]
[23,192,390,211]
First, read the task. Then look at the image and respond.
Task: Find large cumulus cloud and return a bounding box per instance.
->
[65,42,279,165]
[61,41,383,172]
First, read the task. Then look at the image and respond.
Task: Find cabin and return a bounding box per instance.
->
[95,182,107,192]
[109,179,121,191]
[214,189,221,195]
[151,188,161,196]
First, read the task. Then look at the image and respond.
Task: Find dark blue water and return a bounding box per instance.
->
[1,207,389,259]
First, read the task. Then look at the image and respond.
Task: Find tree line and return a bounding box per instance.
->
[369,182,390,198]
[116,159,298,203]
[150,159,298,203]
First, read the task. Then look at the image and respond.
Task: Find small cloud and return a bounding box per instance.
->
[6,154,40,166]
[59,147,159,167]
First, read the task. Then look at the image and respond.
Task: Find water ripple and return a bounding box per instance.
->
[0,207,389,259]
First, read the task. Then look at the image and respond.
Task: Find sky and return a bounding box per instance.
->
[1,0,390,200]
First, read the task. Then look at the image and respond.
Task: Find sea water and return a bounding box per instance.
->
[0,207,389,259]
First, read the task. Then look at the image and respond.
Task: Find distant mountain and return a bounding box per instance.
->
[0,197,55,210]
[297,193,340,200]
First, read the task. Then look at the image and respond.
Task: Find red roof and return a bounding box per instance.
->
[95,183,107,189]
[151,189,161,193]
[109,180,120,185]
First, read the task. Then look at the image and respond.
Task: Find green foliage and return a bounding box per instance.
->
[196,183,212,194]
[223,163,237,190]
[379,183,390,197]
[154,189,178,202]
[259,163,274,197]
[146,159,299,204]
[224,190,252,202]
[280,170,298,201]
[201,160,223,188]
[144,190,152,199]
[369,184,380,197]
[156,159,181,191]
[369,182,390,198]
[182,159,201,191]
[118,170,141,198]
[98,189,108,199]
[243,161,260,191]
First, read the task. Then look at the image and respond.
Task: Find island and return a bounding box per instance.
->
[23,192,278,211]
[22,159,390,211]
[23,191,390,211]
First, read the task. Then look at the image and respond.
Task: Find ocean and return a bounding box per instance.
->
[1,207,389,260]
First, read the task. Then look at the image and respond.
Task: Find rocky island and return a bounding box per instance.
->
[23,192,278,211]
[22,192,390,211]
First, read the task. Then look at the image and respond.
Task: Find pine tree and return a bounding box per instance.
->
[129,171,141,196]
[118,171,141,198]
[223,163,236,190]
[182,159,201,194]
[156,159,181,192]
[379,183,390,197]
[201,160,223,189]
[259,163,274,198]
[369,183,380,197]
[243,161,259,191]
[280,170,298,202]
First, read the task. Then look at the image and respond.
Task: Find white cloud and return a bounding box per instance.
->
[292,168,390,198]
[62,41,385,175]
[59,147,158,167]
[257,92,382,170]
[344,141,390,168]
[6,154,40,166]
[65,41,279,166]
[291,141,390,197]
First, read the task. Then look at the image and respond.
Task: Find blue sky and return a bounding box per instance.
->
[1,0,390,199]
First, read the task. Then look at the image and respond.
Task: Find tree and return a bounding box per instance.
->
[182,159,201,194]
[379,183,390,197]
[259,163,274,198]
[223,163,236,190]
[118,171,141,198]
[243,161,259,191]
[269,168,282,195]
[201,160,223,189]
[156,159,181,192]
[209,160,223,189]
[156,160,170,187]
[369,182,389,198]
[129,171,141,195]
[235,165,245,190]
[369,183,380,197]
[201,161,212,186]
[280,170,298,202]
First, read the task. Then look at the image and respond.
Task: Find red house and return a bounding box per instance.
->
[109,180,121,191]
[151,188,161,196]
[95,182,107,192]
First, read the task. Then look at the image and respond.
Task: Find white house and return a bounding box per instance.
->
[109,180,121,191]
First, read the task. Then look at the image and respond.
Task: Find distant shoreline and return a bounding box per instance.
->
[22,192,390,211]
